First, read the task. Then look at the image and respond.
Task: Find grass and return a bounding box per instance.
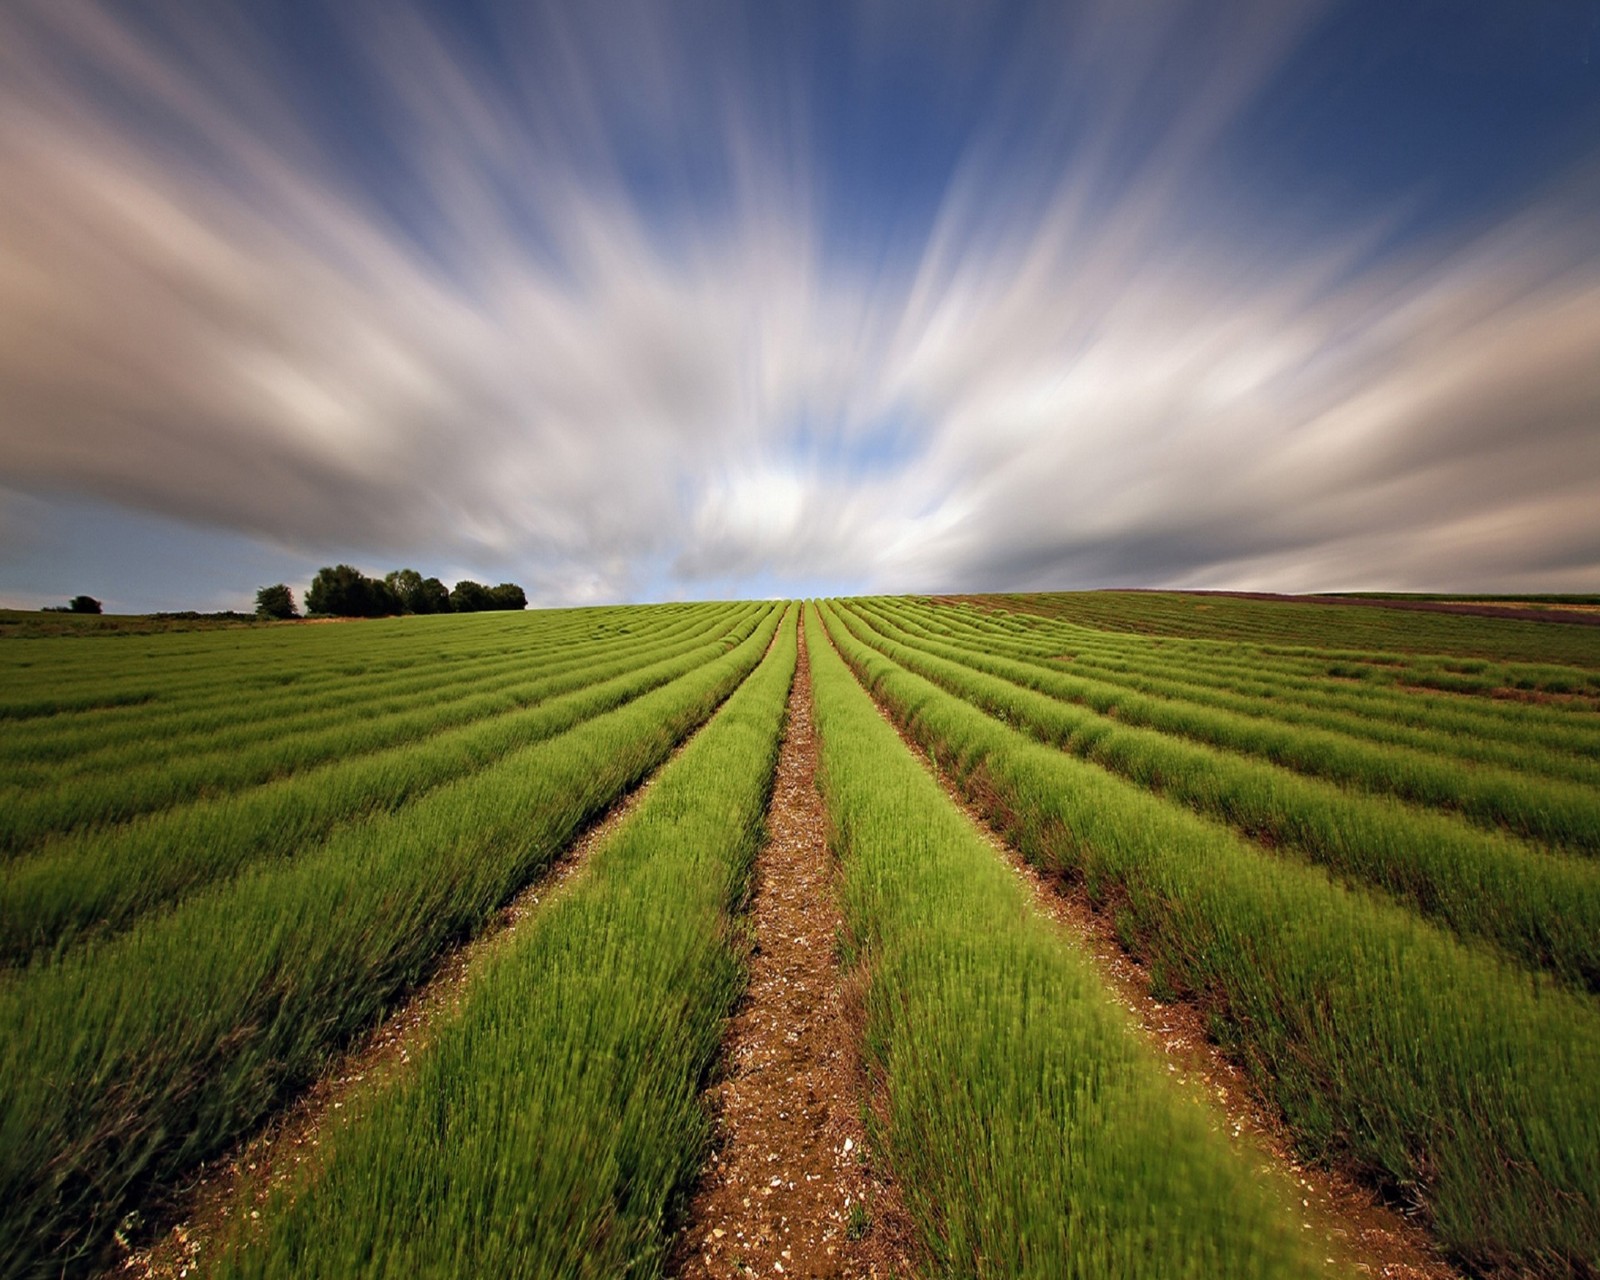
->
[0,605,783,1280]
[0,608,264,639]
[846,1202,871,1241]
[0,604,756,853]
[807,606,1325,1279]
[0,601,735,772]
[821,601,1600,1276]
[0,610,766,965]
[973,590,1600,668]
[0,602,716,731]
[0,603,739,775]
[216,607,798,1278]
[890,597,1600,784]
[836,602,1600,990]
[7,589,1596,1278]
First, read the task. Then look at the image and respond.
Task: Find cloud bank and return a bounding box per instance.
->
[1,0,1597,604]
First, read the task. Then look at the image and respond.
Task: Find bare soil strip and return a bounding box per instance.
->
[673,626,919,1280]
[842,635,1463,1280]
[109,725,712,1280]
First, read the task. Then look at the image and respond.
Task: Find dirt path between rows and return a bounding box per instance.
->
[672,621,920,1280]
[109,717,722,1280]
[826,619,1462,1280]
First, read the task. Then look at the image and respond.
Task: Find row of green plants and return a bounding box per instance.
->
[896,598,1600,778]
[0,604,783,1280]
[995,589,1600,671]
[0,602,711,762]
[0,610,768,968]
[0,604,755,851]
[0,600,676,727]
[1338,651,1600,699]
[218,608,797,1278]
[839,604,1600,990]
[806,607,1325,1278]
[821,602,1600,1276]
[868,600,1600,849]
[3,606,726,787]
[977,595,1600,709]
[908,597,1600,762]
[879,602,1600,833]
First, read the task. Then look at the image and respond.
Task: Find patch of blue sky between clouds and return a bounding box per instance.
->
[780,405,927,479]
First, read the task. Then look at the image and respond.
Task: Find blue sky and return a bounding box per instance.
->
[1,0,1598,611]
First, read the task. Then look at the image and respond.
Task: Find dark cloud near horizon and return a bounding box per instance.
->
[1,0,1598,608]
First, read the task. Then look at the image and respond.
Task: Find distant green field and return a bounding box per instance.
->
[952,588,1600,669]
[2,593,1595,1278]
[0,607,264,640]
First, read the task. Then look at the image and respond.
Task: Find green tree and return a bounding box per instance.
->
[451,580,526,612]
[448,579,493,613]
[306,565,401,618]
[384,569,422,611]
[414,576,451,614]
[384,569,451,615]
[68,595,102,615]
[488,582,528,611]
[254,584,299,620]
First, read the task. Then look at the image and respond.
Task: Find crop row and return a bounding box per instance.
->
[838,604,1600,989]
[4,603,730,777]
[0,603,758,853]
[806,607,1323,1277]
[0,602,629,722]
[0,602,731,773]
[217,607,798,1278]
[894,598,1600,778]
[990,589,1600,672]
[866,600,1600,852]
[905,597,1600,764]
[0,603,783,1280]
[0,607,770,967]
[821,601,1599,1275]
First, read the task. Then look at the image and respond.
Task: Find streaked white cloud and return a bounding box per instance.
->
[0,0,1596,606]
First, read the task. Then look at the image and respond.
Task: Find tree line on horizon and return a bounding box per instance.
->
[256,566,527,620]
[40,595,103,615]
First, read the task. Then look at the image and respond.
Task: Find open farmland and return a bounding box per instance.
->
[2,594,1597,1279]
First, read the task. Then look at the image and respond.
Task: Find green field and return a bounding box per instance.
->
[2,593,1596,1278]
